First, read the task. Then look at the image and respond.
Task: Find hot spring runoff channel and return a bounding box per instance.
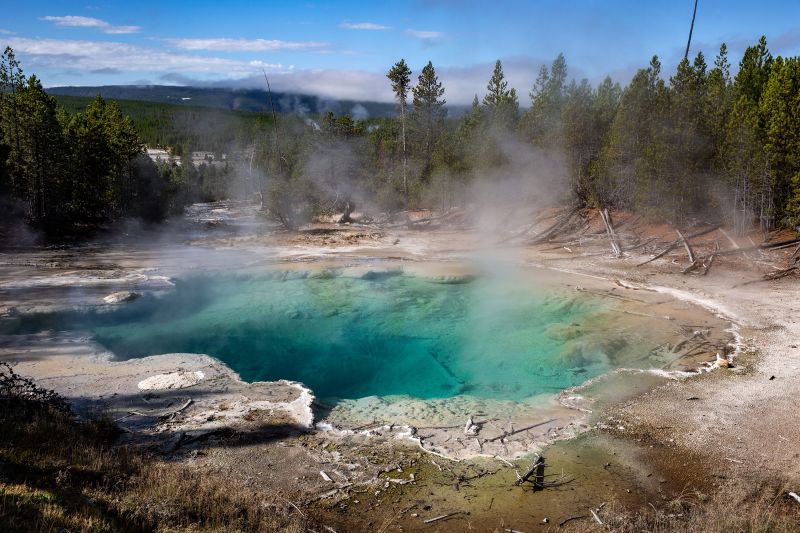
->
[9,271,663,401]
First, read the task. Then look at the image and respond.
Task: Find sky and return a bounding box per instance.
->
[3,0,800,105]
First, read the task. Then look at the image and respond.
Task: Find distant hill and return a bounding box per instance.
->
[46,85,398,118]
[47,85,469,119]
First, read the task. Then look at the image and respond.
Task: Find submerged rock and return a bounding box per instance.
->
[361,269,403,281]
[544,322,583,341]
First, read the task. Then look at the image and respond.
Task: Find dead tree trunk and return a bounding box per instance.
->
[600,209,622,257]
[515,454,545,491]
[674,227,695,263]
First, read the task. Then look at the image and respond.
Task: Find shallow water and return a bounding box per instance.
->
[3,269,683,403]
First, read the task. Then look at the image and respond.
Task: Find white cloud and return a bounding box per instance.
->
[8,36,596,106]
[339,22,390,30]
[41,15,140,34]
[221,69,395,102]
[8,37,287,77]
[0,29,14,35]
[406,29,444,40]
[168,38,328,52]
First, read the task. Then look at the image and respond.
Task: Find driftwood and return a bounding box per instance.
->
[637,226,720,266]
[515,454,546,489]
[713,237,800,257]
[486,418,557,442]
[675,228,695,263]
[737,266,798,286]
[526,208,580,245]
[681,239,718,275]
[387,208,467,229]
[681,259,702,274]
[423,513,459,524]
[498,210,559,244]
[161,398,193,421]
[599,209,622,257]
[623,237,656,252]
[687,236,800,281]
[701,242,719,275]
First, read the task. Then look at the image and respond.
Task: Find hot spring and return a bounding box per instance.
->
[4,265,727,408]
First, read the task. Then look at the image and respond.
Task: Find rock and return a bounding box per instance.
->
[464,415,479,436]
[137,370,205,390]
[714,353,730,368]
[103,291,140,304]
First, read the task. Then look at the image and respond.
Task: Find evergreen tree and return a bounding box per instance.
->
[596,56,668,212]
[561,79,596,200]
[667,52,711,218]
[1,73,63,223]
[761,56,800,225]
[482,60,519,130]
[520,53,568,146]
[387,59,412,204]
[721,37,773,231]
[410,61,447,182]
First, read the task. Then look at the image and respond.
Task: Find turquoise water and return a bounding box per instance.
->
[6,271,623,401]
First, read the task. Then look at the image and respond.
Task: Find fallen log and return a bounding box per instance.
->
[423,513,458,524]
[713,237,800,257]
[675,228,695,263]
[737,266,798,286]
[600,209,622,257]
[701,244,718,276]
[526,208,580,245]
[622,237,656,252]
[637,226,720,266]
[160,398,193,421]
[487,418,557,442]
[514,454,545,489]
[498,210,560,244]
[681,259,702,274]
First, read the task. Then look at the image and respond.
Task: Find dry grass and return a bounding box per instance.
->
[0,388,306,532]
[566,487,800,533]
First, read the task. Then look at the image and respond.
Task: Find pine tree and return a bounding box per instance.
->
[2,74,63,223]
[668,52,711,218]
[387,59,412,204]
[411,61,447,181]
[721,37,773,231]
[482,60,519,130]
[761,56,800,225]
[595,56,668,212]
[561,78,596,200]
[520,53,568,146]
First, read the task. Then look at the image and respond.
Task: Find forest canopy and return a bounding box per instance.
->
[2,35,800,236]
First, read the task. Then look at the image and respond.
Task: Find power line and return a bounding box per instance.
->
[684,0,699,60]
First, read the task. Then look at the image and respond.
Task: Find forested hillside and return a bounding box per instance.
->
[55,95,273,156]
[47,85,399,117]
[2,35,800,236]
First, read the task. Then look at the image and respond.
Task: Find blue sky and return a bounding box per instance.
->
[3,0,800,104]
